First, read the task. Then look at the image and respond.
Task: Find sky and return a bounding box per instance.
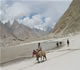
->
[0,0,72,30]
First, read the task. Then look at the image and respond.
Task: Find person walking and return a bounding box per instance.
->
[56,42,59,47]
[67,39,70,47]
[60,41,62,47]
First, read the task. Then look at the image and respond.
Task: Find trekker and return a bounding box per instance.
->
[60,41,62,46]
[67,39,70,47]
[56,42,59,47]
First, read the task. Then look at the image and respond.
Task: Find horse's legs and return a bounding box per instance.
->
[37,57,40,63]
[43,56,44,61]
[44,55,47,60]
[41,56,42,62]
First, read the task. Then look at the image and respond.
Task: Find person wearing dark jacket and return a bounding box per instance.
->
[56,42,59,47]
[38,42,42,51]
[67,39,70,47]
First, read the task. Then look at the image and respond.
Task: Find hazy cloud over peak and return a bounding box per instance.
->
[0,0,72,30]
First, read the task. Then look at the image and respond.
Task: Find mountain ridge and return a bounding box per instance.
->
[53,0,80,35]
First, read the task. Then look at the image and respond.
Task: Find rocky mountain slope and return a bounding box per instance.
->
[0,21,14,40]
[0,20,50,47]
[53,0,80,35]
[10,20,36,41]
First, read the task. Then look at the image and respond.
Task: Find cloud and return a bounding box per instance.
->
[23,15,43,28]
[7,2,30,20]
[0,0,72,30]
[22,14,55,31]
